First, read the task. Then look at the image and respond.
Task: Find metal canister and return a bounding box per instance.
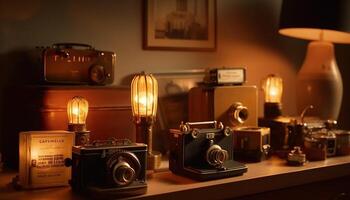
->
[303,136,327,161]
[334,130,350,156]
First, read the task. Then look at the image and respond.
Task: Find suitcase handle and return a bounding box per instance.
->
[186,121,218,127]
[180,121,224,132]
[92,139,132,147]
[52,43,94,50]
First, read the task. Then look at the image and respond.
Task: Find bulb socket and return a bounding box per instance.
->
[264,102,282,118]
[68,124,90,146]
[68,124,87,132]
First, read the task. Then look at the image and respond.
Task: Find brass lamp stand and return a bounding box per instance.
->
[135,117,161,170]
[131,72,161,171]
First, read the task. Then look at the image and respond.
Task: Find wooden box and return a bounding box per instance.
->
[19,131,74,188]
[2,85,135,169]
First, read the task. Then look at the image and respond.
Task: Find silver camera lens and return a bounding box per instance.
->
[229,102,249,125]
[107,152,141,186]
[206,144,228,168]
[113,161,136,186]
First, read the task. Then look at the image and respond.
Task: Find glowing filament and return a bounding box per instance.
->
[67,96,89,125]
[262,74,283,103]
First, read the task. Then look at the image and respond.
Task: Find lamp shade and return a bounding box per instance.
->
[279,0,350,43]
[131,72,158,121]
[67,96,89,125]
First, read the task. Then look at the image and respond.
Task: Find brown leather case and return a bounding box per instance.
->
[2,85,135,169]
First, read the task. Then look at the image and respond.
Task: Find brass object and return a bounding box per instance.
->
[147,151,162,170]
[287,146,306,166]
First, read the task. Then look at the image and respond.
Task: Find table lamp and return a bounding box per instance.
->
[67,96,90,145]
[279,0,350,120]
[131,72,161,170]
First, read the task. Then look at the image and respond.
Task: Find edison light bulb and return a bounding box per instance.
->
[262,74,283,103]
[67,96,89,131]
[131,72,158,119]
[262,74,283,118]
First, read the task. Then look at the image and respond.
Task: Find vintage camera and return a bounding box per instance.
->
[71,139,147,198]
[233,127,271,162]
[189,85,258,127]
[303,134,327,161]
[304,129,337,160]
[258,116,305,153]
[38,43,115,85]
[169,121,247,181]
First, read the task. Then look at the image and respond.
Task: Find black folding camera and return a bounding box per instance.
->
[169,121,247,181]
[37,43,115,85]
[71,139,147,198]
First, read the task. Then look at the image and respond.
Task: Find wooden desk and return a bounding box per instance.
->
[1,156,350,200]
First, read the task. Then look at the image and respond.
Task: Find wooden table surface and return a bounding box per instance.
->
[1,155,350,200]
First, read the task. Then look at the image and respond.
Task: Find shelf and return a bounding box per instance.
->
[1,155,350,200]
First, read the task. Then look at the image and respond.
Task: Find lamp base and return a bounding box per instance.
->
[264,102,282,118]
[74,130,91,146]
[147,151,162,170]
[296,41,342,120]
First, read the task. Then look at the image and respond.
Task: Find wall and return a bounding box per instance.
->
[0,0,349,127]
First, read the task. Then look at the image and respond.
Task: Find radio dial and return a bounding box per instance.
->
[89,64,106,84]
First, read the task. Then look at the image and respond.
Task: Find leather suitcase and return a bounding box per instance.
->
[2,85,135,168]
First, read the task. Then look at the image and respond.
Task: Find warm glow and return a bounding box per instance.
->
[31,149,38,161]
[133,94,154,114]
[67,96,89,124]
[262,74,283,103]
[131,72,158,118]
[279,28,350,44]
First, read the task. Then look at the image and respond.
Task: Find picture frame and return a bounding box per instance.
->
[143,0,217,51]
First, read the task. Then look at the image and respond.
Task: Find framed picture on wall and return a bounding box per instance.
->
[144,0,217,51]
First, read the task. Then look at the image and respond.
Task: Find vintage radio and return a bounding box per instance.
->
[71,139,147,198]
[19,131,74,189]
[189,86,258,127]
[35,43,115,85]
[2,86,135,169]
[207,68,246,85]
[233,127,271,162]
[169,121,247,181]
